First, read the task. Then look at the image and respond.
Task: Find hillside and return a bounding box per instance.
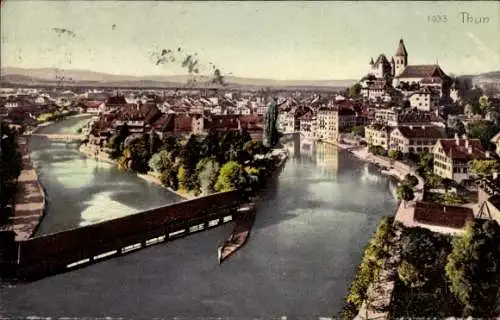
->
[0,67,356,89]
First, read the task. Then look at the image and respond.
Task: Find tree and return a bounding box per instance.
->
[108,124,130,159]
[388,149,402,160]
[479,95,489,113]
[351,125,365,137]
[348,83,362,99]
[160,165,179,190]
[196,157,220,196]
[148,149,171,174]
[404,174,419,187]
[447,116,466,137]
[398,260,426,288]
[440,192,465,206]
[118,136,151,173]
[148,130,162,156]
[214,161,246,192]
[467,120,500,149]
[161,135,181,153]
[419,152,434,172]
[446,220,500,317]
[470,159,500,177]
[177,165,188,192]
[397,183,415,207]
[425,172,443,189]
[0,123,22,223]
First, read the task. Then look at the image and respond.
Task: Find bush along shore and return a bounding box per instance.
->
[339,216,396,320]
[85,125,287,201]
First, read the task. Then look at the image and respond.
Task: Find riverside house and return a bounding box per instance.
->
[389,125,445,154]
[432,135,490,183]
[365,123,392,149]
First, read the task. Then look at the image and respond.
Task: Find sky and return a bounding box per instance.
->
[1,1,499,80]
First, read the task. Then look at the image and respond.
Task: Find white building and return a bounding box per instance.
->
[409,87,440,111]
[316,107,339,143]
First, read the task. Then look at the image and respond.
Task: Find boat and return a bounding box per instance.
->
[217,209,256,264]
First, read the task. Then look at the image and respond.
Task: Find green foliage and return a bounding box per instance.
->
[108,124,130,159]
[479,95,489,112]
[340,217,395,319]
[467,120,500,150]
[177,165,188,192]
[404,174,419,187]
[161,135,181,153]
[397,183,415,204]
[197,157,220,196]
[398,260,426,288]
[439,192,466,206]
[446,220,500,317]
[351,125,365,137]
[418,152,434,172]
[0,123,22,223]
[349,83,362,99]
[214,161,246,192]
[388,149,402,160]
[148,149,171,174]
[447,116,466,137]
[390,227,459,317]
[424,172,443,189]
[160,165,178,190]
[368,145,386,156]
[470,159,500,177]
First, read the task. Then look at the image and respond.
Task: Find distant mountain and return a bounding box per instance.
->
[0,67,356,89]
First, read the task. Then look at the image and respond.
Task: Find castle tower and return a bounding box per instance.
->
[393,38,408,77]
[369,57,374,75]
[390,57,395,77]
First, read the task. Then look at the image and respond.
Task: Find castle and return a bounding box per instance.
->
[362,39,454,108]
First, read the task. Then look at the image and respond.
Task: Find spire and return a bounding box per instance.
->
[395,38,408,57]
[370,57,374,65]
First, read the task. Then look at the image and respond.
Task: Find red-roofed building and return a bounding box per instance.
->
[390,125,445,154]
[77,100,104,114]
[433,135,491,182]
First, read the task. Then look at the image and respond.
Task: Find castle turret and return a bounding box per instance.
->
[390,57,395,77]
[393,38,408,77]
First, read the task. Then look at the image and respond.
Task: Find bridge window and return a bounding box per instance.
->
[93,250,117,260]
[66,258,90,269]
[121,243,142,253]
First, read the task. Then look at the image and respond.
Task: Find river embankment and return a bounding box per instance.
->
[217,147,289,262]
[6,114,95,240]
[5,137,47,241]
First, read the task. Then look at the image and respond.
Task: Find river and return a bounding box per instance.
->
[1,118,398,319]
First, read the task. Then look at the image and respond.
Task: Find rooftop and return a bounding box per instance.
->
[413,201,474,229]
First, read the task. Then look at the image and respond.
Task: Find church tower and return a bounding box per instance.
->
[393,38,408,76]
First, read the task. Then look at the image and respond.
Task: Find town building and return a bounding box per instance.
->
[365,123,392,149]
[390,125,445,154]
[299,113,316,140]
[432,135,490,183]
[316,107,339,143]
[491,131,500,157]
[408,86,440,111]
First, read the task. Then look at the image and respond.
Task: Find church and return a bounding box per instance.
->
[362,39,453,103]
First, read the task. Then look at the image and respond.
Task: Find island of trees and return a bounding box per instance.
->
[106,125,284,199]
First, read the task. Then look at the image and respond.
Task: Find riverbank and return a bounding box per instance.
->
[6,113,94,240]
[6,138,46,241]
[217,147,289,263]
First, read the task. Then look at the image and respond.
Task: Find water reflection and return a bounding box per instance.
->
[3,125,398,318]
[28,116,183,235]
